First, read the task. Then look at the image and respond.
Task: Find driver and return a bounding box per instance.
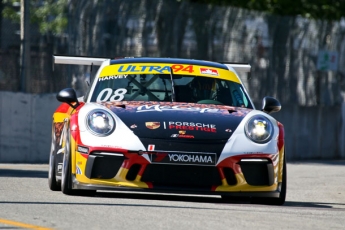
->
[190,77,217,102]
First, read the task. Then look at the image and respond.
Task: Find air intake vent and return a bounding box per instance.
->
[85,154,124,179]
[126,164,141,181]
[222,167,237,185]
[239,160,274,186]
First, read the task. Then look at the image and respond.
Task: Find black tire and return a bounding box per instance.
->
[61,128,74,195]
[48,153,61,191]
[251,155,287,205]
[48,125,61,191]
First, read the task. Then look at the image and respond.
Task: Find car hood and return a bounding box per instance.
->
[99,101,251,140]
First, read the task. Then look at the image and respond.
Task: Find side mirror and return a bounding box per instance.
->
[56,88,80,109]
[262,96,281,114]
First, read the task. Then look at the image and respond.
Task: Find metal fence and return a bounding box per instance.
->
[1,0,345,106]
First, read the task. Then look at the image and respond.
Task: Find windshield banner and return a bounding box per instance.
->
[99,63,240,83]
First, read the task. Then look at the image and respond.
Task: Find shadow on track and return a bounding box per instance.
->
[92,191,345,209]
[1,194,344,210]
[97,191,230,204]
[0,169,47,178]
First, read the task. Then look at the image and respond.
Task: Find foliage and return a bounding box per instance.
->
[2,0,20,22]
[2,0,68,34]
[31,0,68,34]
[189,0,345,20]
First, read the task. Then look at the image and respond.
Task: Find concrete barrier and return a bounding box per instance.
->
[272,104,345,160]
[0,91,344,163]
[0,92,60,163]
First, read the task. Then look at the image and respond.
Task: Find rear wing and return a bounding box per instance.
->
[53,55,109,66]
[223,63,251,73]
[53,55,251,73]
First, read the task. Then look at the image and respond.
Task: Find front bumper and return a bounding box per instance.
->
[74,150,282,196]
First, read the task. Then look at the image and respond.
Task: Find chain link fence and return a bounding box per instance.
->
[1,0,345,106]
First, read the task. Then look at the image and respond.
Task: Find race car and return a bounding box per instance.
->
[48,56,286,205]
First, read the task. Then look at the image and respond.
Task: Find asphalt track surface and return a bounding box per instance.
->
[0,161,344,230]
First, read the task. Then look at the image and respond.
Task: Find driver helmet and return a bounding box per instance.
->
[191,77,217,101]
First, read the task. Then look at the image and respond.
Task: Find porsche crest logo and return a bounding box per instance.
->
[179,130,186,135]
[145,122,160,129]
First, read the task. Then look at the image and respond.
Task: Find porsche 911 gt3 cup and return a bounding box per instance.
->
[49,56,286,205]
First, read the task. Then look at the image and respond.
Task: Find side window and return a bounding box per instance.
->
[228,82,248,107]
[238,87,248,107]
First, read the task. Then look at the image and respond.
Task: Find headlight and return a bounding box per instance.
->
[86,109,115,136]
[244,115,273,143]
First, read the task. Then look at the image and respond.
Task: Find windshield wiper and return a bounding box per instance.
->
[169,67,176,102]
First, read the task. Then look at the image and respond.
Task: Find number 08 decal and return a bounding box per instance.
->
[96,88,127,102]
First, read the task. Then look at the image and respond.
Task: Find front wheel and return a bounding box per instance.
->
[48,126,61,191]
[61,129,74,195]
[48,153,61,191]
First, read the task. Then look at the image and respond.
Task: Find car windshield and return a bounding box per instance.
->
[90,73,252,108]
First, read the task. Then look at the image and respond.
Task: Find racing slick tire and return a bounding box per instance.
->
[48,126,61,191]
[251,154,287,206]
[61,128,96,196]
[48,153,61,191]
[61,128,74,195]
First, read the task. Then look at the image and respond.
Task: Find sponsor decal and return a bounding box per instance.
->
[170,64,194,73]
[116,64,194,74]
[168,121,216,133]
[57,163,63,171]
[100,144,122,148]
[99,64,240,83]
[77,145,89,153]
[98,74,128,81]
[137,104,219,113]
[243,152,265,154]
[130,124,137,129]
[118,65,170,73]
[179,130,186,135]
[200,68,219,76]
[168,154,213,163]
[76,166,82,175]
[225,129,232,132]
[148,145,155,151]
[150,152,216,166]
[170,134,194,139]
[145,122,161,129]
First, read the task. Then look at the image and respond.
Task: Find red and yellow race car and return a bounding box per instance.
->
[49,56,286,205]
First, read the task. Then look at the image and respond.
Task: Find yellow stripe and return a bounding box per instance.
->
[215,173,278,192]
[99,63,240,83]
[71,135,77,174]
[53,112,69,122]
[0,218,53,230]
[278,144,285,182]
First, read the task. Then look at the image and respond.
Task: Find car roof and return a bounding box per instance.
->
[109,57,229,70]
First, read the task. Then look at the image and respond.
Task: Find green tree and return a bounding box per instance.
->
[2,0,68,34]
